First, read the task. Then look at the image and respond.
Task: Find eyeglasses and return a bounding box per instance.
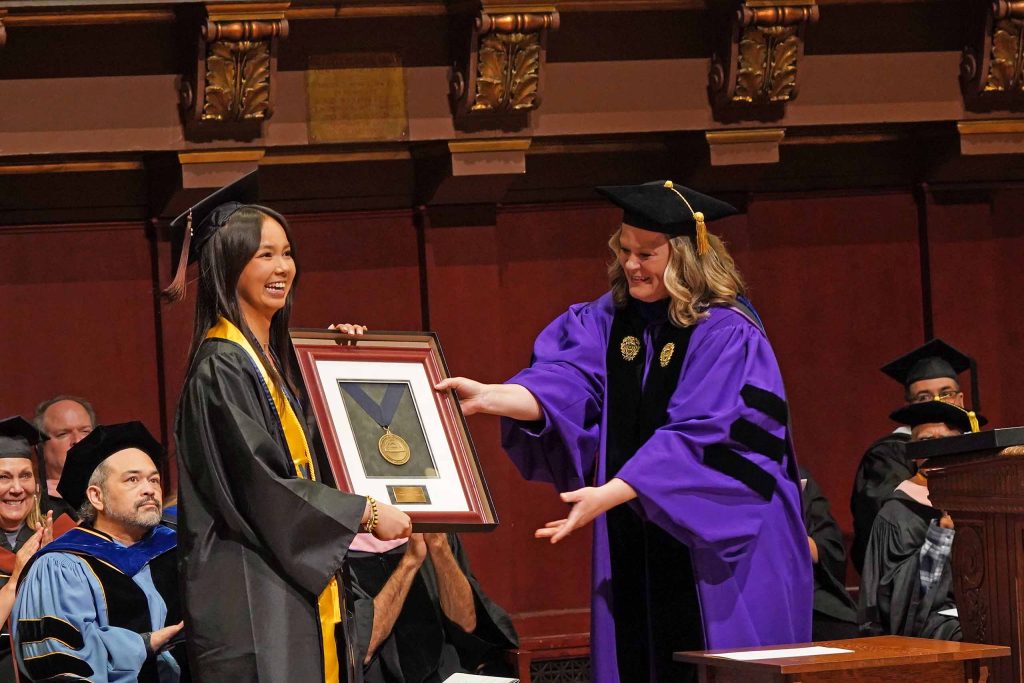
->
[910,389,960,404]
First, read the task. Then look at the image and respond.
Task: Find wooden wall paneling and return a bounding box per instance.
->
[718,193,925,531]
[286,211,422,330]
[421,202,615,637]
[0,222,163,435]
[926,192,1024,430]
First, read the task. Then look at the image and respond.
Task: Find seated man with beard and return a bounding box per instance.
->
[12,422,183,683]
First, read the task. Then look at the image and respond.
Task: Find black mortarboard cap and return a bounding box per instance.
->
[58,422,163,510]
[163,171,260,301]
[0,416,47,459]
[881,338,980,411]
[890,398,985,434]
[596,180,738,256]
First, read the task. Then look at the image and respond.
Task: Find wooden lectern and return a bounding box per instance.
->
[912,428,1024,683]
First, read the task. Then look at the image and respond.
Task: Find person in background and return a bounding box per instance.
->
[850,339,977,573]
[347,532,518,683]
[13,422,183,683]
[800,466,858,640]
[858,399,981,641]
[33,395,97,520]
[0,417,59,683]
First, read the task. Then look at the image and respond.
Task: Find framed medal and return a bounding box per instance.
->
[290,329,498,531]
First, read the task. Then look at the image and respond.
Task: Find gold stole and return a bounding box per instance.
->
[206,318,343,683]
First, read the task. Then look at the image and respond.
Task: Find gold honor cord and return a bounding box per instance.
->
[206,318,343,683]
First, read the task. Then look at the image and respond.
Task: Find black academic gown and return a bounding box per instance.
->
[175,338,367,682]
[799,468,858,641]
[347,534,518,683]
[850,431,914,573]
[858,490,960,641]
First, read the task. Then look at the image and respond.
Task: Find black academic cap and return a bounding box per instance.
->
[881,338,980,411]
[596,180,738,256]
[58,422,163,511]
[163,171,260,301]
[890,398,986,434]
[0,416,47,459]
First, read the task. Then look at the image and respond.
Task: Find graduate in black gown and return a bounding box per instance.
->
[165,174,412,683]
[850,339,978,573]
[799,467,858,640]
[858,399,983,641]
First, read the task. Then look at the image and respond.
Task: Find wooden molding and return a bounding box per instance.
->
[180,3,289,128]
[709,2,819,116]
[177,149,266,165]
[447,138,532,154]
[706,127,785,165]
[958,118,1024,155]
[449,6,560,117]
[0,159,142,175]
[0,10,6,48]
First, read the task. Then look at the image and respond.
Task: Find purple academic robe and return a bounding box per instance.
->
[502,292,812,682]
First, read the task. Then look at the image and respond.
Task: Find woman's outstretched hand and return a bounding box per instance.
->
[434,378,542,421]
[535,479,638,544]
[434,377,489,416]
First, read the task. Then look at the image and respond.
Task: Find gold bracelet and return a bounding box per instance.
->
[364,496,380,534]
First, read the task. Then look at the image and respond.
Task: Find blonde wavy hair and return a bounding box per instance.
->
[608,227,746,327]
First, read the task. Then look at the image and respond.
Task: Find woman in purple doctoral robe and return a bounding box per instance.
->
[438,181,812,683]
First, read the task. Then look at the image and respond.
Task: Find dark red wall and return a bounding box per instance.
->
[3,192,1022,635]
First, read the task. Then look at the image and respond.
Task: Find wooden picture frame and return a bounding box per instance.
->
[290,328,497,531]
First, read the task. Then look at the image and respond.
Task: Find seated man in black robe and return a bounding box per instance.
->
[858,399,983,641]
[800,467,858,640]
[346,532,518,683]
[850,339,977,573]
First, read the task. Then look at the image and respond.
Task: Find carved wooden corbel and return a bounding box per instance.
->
[961,0,1024,105]
[449,7,559,116]
[709,3,819,110]
[180,3,289,124]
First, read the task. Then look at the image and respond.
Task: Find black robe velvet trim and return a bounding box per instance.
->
[21,650,94,681]
[16,618,85,651]
[605,304,701,683]
[740,384,789,425]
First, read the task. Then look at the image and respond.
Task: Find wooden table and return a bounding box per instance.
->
[674,636,1011,683]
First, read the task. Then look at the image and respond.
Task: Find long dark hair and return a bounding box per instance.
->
[186,205,301,398]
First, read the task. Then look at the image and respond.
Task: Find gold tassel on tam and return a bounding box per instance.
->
[694,212,709,256]
[967,411,980,433]
[663,181,711,257]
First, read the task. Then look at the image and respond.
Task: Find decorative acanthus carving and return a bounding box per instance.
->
[181,4,289,124]
[962,0,1024,102]
[450,8,559,116]
[953,523,988,643]
[710,4,818,109]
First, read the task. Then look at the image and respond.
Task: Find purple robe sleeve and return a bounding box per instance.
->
[500,300,610,492]
[615,313,794,561]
